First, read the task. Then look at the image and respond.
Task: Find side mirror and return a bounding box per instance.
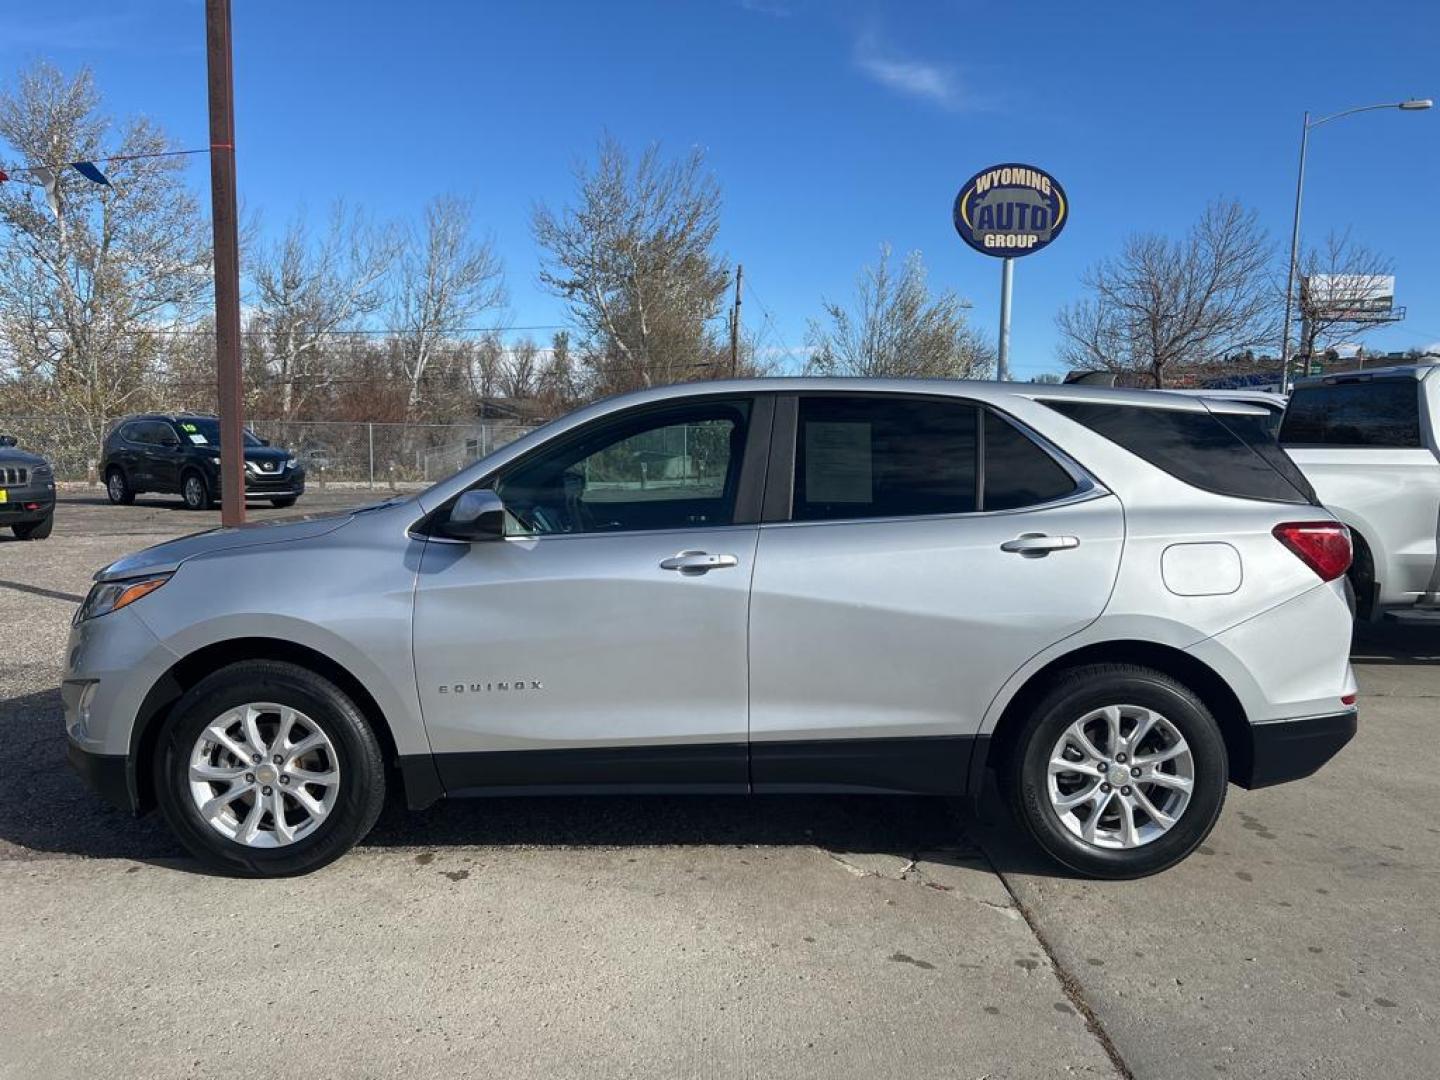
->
[437,489,507,542]
[0,434,17,447]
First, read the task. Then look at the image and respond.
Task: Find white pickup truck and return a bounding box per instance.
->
[1280,361,1440,621]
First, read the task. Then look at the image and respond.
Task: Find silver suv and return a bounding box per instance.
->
[64,379,1358,878]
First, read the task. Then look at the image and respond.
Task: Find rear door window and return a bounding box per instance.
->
[1047,400,1315,505]
[1279,381,1422,448]
[794,396,978,521]
[983,410,1077,510]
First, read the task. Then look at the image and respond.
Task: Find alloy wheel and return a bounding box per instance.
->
[184,475,205,508]
[187,702,341,847]
[1046,704,1194,849]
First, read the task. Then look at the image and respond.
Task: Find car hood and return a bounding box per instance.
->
[95,508,356,582]
[0,448,49,468]
[243,446,291,465]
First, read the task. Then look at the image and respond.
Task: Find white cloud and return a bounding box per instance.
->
[853,32,967,111]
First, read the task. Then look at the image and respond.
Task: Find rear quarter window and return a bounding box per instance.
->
[1046,400,1315,505]
[1279,381,1423,448]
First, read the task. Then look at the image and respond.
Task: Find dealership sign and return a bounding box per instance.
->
[952,163,1068,257]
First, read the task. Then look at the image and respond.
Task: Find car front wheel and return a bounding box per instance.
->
[181,470,212,511]
[154,660,386,876]
[1004,663,1228,879]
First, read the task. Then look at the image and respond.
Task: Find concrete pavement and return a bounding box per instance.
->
[2,493,1437,1078]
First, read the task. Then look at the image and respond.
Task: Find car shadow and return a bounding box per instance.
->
[1,686,1013,876]
[1350,621,1440,665]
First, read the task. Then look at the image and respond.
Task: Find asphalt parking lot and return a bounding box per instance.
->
[1,491,1437,1079]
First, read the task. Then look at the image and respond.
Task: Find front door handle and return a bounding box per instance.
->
[1000,533,1080,557]
[660,550,739,574]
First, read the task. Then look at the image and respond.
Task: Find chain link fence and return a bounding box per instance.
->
[0,416,540,485]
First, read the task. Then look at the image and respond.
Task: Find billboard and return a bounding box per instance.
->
[1302,274,1396,321]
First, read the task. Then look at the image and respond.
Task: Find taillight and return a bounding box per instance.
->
[1272,522,1352,582]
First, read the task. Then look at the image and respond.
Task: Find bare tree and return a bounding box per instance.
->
[805,245,993,379]
[1056,200,1275,387]
[390,194,506,412]
[532,135,730,394]
[500,336,541,400]
[1295,229,1395,362]
[0,61,209,444]
[535,330,579,416]
[250,202,397,419]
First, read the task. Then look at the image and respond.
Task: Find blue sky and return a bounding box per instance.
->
[2,0,1438,378]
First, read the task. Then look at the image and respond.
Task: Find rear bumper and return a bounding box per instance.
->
[1235,708,1357,789]
[67,739,136,813]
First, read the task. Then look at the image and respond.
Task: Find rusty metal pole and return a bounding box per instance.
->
[206,0,246,526]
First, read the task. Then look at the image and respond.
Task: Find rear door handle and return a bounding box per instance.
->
[1000,533,1080,557]
[660,550,739,574]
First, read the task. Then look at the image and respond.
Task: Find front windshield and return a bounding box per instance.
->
[176,418,262,447]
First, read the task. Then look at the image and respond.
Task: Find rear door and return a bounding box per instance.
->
[747,393,1124,793]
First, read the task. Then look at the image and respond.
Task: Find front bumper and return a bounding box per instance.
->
[0,482,55,523]
[1235,708,1358,788]
[66,740,135,812]
[240,467,305,497]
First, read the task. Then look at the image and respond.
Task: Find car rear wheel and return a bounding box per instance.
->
[12,513,53,540]
[154,660,386,877]
[106,467,135,505]
[181,470,212,511]
[1004,663,1228,879]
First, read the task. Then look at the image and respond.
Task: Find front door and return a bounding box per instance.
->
[412,396,768,794]
[748,394,1124,793]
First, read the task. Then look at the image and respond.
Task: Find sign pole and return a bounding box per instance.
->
[997,257,1013,381]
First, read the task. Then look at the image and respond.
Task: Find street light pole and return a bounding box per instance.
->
[1280,99,1432,389]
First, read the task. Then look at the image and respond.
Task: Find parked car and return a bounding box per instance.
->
[1279,362,1440,620]
[65,379,1357,878]
[100,413,306,510]
[0,432,56,540]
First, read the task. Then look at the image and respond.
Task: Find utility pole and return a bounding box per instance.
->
[729,263,743,377]
[206,0,246,527]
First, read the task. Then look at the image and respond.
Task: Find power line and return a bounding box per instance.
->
[92,322,572,338]
[2,146,210,179]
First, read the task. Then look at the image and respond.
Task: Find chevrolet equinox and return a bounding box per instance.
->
[64,379,1358,877]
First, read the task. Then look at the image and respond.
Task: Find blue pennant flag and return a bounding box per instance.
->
[71,161,111,186]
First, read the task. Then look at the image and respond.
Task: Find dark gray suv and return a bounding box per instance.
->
[101,414,305,510]
[0,432,56,539]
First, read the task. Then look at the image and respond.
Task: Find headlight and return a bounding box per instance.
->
[75,573,172,624]
[286,454,297,468]
[32,464,53,480]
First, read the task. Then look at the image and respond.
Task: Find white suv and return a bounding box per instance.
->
[1280,362,1440,619]
[63,380,1358,878]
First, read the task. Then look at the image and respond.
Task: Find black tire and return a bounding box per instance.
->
[1003,663,1228,879]
[181,469,212,511]
[270,496,298,508]
[153,660,386,877]
[12,513,53,540]
[106,467,135,505]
